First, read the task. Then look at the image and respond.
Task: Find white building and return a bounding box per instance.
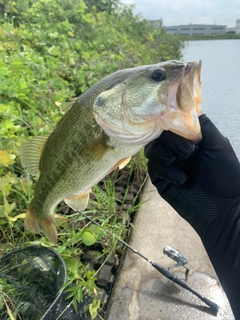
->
[164,24,226,35]
[236,19,240,34]
[223,19,240,34]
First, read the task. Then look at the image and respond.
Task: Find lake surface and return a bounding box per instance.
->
[182,39,240,157]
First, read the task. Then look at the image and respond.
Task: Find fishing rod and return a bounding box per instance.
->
[80,211,219,316]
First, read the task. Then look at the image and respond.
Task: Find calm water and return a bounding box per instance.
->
[183,39,240,157]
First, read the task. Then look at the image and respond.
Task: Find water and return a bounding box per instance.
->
[182,39,240,157]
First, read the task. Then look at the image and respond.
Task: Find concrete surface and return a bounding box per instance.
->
[105,178,234,320]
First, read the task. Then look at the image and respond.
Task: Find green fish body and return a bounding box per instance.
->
[20,60,203,243]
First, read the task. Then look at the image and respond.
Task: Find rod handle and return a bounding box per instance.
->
[152,262,219,315]
[199,296,219,315]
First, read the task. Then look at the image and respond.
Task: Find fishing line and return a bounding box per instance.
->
[79,211,219,315]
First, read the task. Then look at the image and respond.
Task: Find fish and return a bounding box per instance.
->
[20,59,203,243]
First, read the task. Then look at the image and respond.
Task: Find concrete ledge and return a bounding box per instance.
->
[105,178,234,320]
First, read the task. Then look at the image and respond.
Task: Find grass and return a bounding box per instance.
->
[0,152,148,319]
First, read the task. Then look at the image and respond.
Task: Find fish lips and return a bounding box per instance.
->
[160,60,203,142]
[177,60,202,114]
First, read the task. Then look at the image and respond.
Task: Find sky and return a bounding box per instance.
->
[121,0,240,28]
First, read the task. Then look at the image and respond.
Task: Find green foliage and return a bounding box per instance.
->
[0,0,183,317]
[81,227,99,246]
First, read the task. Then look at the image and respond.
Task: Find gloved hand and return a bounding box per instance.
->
[145,114,240,235]
[145,114,240,318]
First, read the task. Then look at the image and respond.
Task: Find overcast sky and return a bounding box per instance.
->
[121,0,240,28]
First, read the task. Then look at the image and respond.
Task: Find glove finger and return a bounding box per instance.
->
[196,115,240,197]
[145,140,177,166]
[145,130,195,166]
[199,114,233,150]
[148,160,188,186]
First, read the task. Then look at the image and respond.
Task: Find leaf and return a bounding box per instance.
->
[0,26,5,36]
[55,101,61,107]
[81,229,97,246]
[0,176,12,195]
[48,46,61,56]
[89,224,100,236]
[72,232,82,243]
[76,287,83,301]
[68,31,74,37]
[64,257,82,278]
[9,213,25,222]
[0,150,14,167]
[0,79,11,91]
[0,206,4,218]
[5,201,16,215]
[3,297,16,320]
[89,299,101,319]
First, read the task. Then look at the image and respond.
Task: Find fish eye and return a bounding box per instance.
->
[151,68,166,82]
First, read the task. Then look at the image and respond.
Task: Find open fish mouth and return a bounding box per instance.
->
[177,60,202,115]
[160,60,203,142]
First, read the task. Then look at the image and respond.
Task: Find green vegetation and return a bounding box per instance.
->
[0,0,183,318]
[182,33,240,41]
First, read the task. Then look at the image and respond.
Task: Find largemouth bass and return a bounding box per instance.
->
[20,60,202,243]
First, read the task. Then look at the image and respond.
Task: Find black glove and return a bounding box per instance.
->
[145,114,240,318]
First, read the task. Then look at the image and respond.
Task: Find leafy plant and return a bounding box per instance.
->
[0,0,183,317]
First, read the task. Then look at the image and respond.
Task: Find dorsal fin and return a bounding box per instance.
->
[20,135,49,175]
[64,97,78,113]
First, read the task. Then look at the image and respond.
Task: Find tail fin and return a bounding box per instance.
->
[24,207,58,244]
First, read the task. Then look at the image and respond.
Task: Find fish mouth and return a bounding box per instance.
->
[177,60,202,115]
[160,60,203,142]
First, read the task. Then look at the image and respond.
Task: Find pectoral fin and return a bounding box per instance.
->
[20,135,50,175]
[118,157,131,169]
[65,190,91,212]
[106,157,132,175]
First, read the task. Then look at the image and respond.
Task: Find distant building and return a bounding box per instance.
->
[236,19,240,34]
[226,27,236,33]
[164,24,226,35]
[226,19,240,33]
